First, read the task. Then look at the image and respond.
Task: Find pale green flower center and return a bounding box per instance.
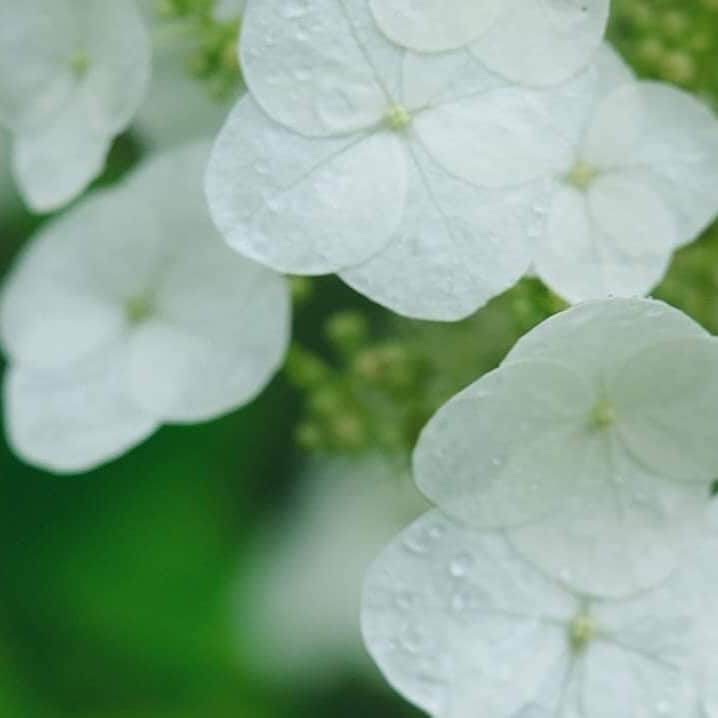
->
[67,50,91,77]
[385,104,412,131]
[125,295,153,324]
[590,397,617,429]
[569,613,596,653]
[565,161,599,190]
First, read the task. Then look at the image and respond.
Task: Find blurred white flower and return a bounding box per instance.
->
[239,456,426,681]
[362,509,706,718]
[206,0,594,321]
[414,298,718,597]
[535,47,718,303]
[0,142,290,474]
[369,0,610,86]
[133,0,239,152]
[0,0,151,213]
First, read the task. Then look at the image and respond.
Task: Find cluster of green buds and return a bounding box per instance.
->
[156,0,242,98]
[612,0,718,106]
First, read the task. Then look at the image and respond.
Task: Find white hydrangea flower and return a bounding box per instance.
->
[362,509,706,718]
[369,0,610,87]
[240,456,426,680]
[0,0,151,213]
[206,0,595,321]
[535,46,718,303]
[414,297,718,597]
[0,142,290,474]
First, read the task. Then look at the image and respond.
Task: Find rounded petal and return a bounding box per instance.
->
[505,298,708,381]
[4,345,158,474]
[584,82,718,243]
[414,360,595,527]
[609,337,718,482]
[470,0,610,87]
[340,142,544,320]
[369,0,502,53]
[124,141,291,422]
[414,81,587,189]
[361,510,576,717]
[0,0,75,132]
[240,0,401,137]
[12,90,113,212]
[535,182,674,303]
[509,449,709,597]
[206,97,407,274]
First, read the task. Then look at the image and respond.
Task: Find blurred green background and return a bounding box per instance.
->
[2,1,718,716]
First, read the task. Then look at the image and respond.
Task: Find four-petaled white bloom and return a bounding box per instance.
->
[369,0,610,86]
[535,47,718,303]
[206,0,596,321]
[0,142,291,474]
[414,298,718,597]
[0,0,151,212]
[362,509,710,718]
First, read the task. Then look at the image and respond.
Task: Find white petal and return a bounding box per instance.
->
[505,298,708,381]
[592,43,635,98]
[4,345,157,474]
[470,0,610,87]
[584,82,718,243]
[369,0,502,53]
[414,360,595,526]
[400,47,506,111]
[12,89,113,212]
[361,510,576,717]
[79,0,152,134]
[509,448,709,597]
[609,337,718,481]
[535,182,674,303]
[580,640,695,718]
[240,0,401,137]
[340,142,543,320]
[120,141,290,421]
[0,190,161,371]
[0,0,75,132]
[206,97,407,274]
[414,81,586,189]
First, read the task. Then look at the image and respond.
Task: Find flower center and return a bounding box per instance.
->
[568,613,596,653]
[125,295,153,324]
[67,50,91,77]
[385,104,412,131]
[590,397,616,430]
[565,161,599,191]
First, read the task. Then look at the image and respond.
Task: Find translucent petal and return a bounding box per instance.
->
[240,0,401,137]
[505,298,708,381]
[361,511,576,717]
[12,88,113,212]
[0,0,75,132]
[4,345,157,474]
[584,82,718,243]
[414,360,595,527]
[509,446,709,597]
[535,182,673,303]
[340,142,543,320]
[369,0,502,53]
[206,97,407,274]
[609,337,718,481]
[414,85,577,188]
[470,0,610,87]
[0,191,162,371]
